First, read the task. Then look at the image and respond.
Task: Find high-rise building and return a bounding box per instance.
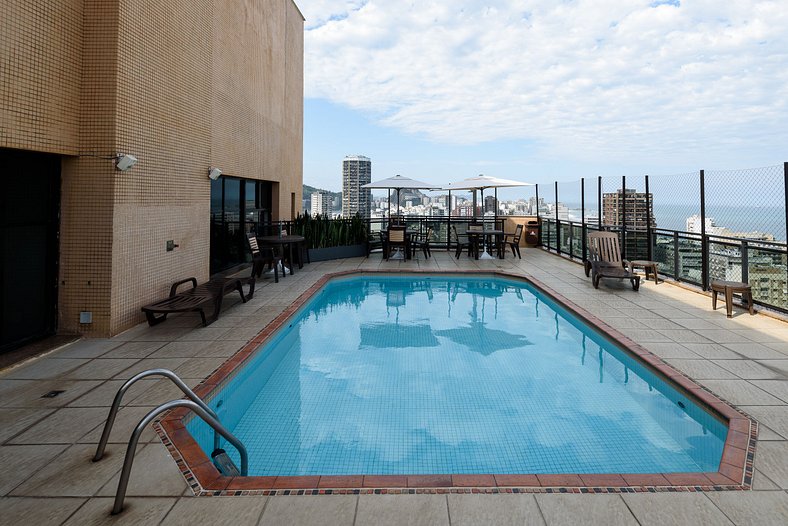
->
[602,188,656,230]
[342,155,372,218]
[311,192,331,217]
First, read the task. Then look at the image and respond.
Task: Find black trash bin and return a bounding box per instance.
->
[525,218,540,247]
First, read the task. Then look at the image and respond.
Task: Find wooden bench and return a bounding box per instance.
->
[711,280,754,318]
[141,276,255,327]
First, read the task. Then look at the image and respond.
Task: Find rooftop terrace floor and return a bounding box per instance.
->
[2,248,787,525]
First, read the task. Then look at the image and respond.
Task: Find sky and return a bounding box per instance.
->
[299,1,788,195]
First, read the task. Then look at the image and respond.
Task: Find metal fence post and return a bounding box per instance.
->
[700,169,708,290]
[598,176,602,231]
[621,175,627,260]
[555,181,560,255]
[784,161,787,294]
[741,240,749,284]
[581,178,587,262]
[673,231,680,281]
[645,175,652,261]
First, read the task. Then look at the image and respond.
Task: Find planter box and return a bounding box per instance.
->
[308,244,367,262]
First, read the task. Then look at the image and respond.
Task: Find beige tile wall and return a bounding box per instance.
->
[2,0,304,337]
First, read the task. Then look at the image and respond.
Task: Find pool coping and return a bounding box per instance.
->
[155,269,757,496]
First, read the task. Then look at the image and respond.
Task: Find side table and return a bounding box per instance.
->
[628,260,660,284]
[711,280,754,318]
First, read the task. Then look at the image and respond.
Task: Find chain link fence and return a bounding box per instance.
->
[537,163,787,313]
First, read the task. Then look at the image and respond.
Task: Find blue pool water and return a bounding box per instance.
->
[188,275,727,476]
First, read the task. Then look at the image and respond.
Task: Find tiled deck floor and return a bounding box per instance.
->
[2,249,787,525]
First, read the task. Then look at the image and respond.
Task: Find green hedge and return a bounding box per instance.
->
[290,213,369,249]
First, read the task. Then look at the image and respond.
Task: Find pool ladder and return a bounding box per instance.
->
[92,369,248,515]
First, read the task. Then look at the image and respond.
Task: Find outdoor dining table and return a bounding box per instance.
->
[257,234,306,274]
[467,229,504,259]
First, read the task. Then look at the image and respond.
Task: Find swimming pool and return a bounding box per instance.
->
[185,273,733,479]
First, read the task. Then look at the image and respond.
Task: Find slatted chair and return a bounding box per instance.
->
[386,226,409,260]
[411,226,433,259]
[451,225,473,259]
[466,223,485,258]
[585,231,640,291]
[247,233,283,283]
[503,223,524,259]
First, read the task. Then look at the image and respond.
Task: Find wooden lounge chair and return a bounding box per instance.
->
[585,231,640,291]
[451,225,473,259]
[247,233,282,282]
[503,224,524,259]
[141,276,255,327]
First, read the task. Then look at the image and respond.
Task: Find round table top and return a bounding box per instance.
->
[467,229,503,235]
[257,234,305,243]
[630,260,658,265]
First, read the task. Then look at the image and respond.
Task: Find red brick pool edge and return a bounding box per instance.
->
[155,270,757,496]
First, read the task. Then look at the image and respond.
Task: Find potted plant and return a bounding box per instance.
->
[290,213,369,261]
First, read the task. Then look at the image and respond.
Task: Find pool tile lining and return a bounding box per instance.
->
[155,269,758,495]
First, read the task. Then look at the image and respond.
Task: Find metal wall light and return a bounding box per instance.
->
[115,154,138,171]
[208,167,222,180]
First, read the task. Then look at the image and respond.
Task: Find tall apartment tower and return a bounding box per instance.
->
[342,155,372,218]
[311,192,331,217]
[602,188,656,230]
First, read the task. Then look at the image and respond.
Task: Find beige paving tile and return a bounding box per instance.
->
[2,358,89,380]
[706,490,788,526]
[682,343,742,360]
[66,379,157,408]
[63,496,176,525]
[0,379,103,409]
[53,339,124,359]
[641,342,699,360]
[101,341,168,359]
[63,359,141,381]
[0,496,87,525]
[751,379,788,404]
[758,360,788,377]
[739,406,788,438]
[10,444,123,497]
[78,405,160,444]
[753,441,788,488]
[622,492,733,525]
[356,494,449,526]
[111,358,189,380]
[0,407,55,443]
[172,357,227,379]
[713,360,785,380]
[758,425,786,441]
[147,341,214,359]
[701,380,784,405]
[163,495,267,525]
[659,329,715,344]
[97,444,188,497]
[259,495,356,526]
[752,469,781,490]
[9,406,109,444]
[175,326,234,342]
[535,494,636,525]
[665,359,738,380]
[126,376,202,407]
[447,493,545,526]
[0,444,68,495]
[722,342,788,360]
[695,329,754,344]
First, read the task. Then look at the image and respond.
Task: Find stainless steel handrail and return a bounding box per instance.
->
[112,399,248,514]
[93,368,220,462]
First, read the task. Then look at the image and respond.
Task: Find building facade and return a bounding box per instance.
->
[310,192,331,216]
[602,189,656,230]
[342,155,372,218]
[1,1,304,349]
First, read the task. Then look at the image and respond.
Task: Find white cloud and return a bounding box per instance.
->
[297,0,788,163]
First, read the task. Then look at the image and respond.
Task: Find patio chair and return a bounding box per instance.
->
[411,227,433,259]
[467,223,485,258]
[247,233,283,282]
[585,231,640,291]
[451,225,473,259]
[386,226,409,260]
[503,224,524,259]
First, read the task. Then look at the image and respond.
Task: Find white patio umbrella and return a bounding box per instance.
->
[444,174,534,259]
[362,174,438,219]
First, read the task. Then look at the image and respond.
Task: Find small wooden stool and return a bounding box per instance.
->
[711,280,754,318]
[628,260,660,284]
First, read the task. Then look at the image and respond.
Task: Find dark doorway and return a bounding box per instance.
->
[0,148,61,353]
[210,177,272,274]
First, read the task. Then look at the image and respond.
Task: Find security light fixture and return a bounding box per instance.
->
[115,154,138,171]
[208,167,222,180]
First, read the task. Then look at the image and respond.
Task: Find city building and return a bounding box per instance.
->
[310,191,331,216]
[602,188,656,230]
[1,1,304,350]
[342,155,372,218]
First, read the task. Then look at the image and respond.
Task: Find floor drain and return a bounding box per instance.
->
[41,390,65,398]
